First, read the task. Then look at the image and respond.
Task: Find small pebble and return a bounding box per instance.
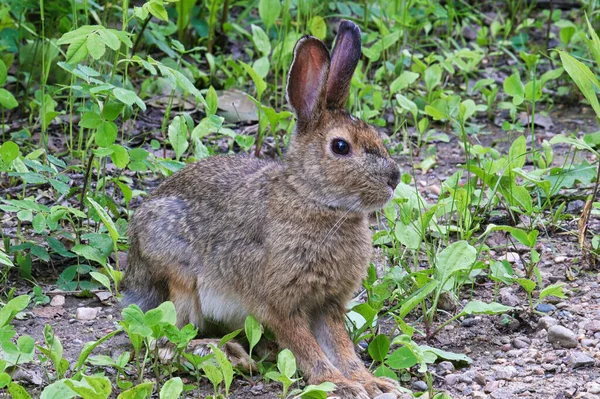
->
[462,317,477,327]
[547,325,578,348]
[484,381,500,393]
[570,351,595,369]
[586,382,600,394]
[513,338,529,349]
[50,295,65,307]
[494,365,517,380]
[503,252,520,263]
[374,394,397,399]
[76,307,100,320]
[536,303,557,313]
[444,374,460,386]
[411,380,428,392]
[538,316,559,330]
[438,361,455,374]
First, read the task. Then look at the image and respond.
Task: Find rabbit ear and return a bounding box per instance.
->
[287,36,330,130]
[326,20,362,109]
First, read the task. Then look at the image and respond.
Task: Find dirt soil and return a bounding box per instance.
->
[7,104,600,399]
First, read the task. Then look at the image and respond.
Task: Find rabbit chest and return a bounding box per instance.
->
[264,208,373,311]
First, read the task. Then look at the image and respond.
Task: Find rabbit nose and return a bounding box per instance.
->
[387,165,400,189]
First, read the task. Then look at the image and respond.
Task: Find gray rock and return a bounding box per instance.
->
[13,369,43,385]
[569,351,595,369]
[513,338,529,349]
[494,365,517,380]
[444,374,460,386]
[503,252,520,263]
[547,325,578,348]
[250,383,265,395]
[412,380,428,392]
[76,307,99,320]
[567,200,585,213]
[50,295,65,307]
[499,287,520,307]
[484,380,500,393]
[538,316,559,330]
[374,394,397,399]
[586,382,600,394]
[462,317,477,327]
[584,320,600,333]
[438,361,455,374]
[536,303,556,313]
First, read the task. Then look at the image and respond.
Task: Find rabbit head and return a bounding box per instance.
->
[285,20,400,213]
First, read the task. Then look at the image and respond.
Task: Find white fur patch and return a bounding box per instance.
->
[199,289,248,329]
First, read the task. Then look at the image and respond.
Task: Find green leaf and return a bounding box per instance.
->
[258,0,281,30]
[559,50,600,119]
[0,141,20,163]
[147,1,168,21]
[116,381,154,399]
[40,380,78,399]
[425,98,449,121]
[435,241,477,282]
[503,72,524,98]
[129,148,149,162]
[65,375,112,399]
[210,344,233,395]
[65,35,89,64]
[109,144,129,168]
[71,244,106,266]
[80,112,103,129]
[277,349,297,379]
[395,94,418,120]
[309,16,327,40]
[540,283,566,300]
[0,59,7,86]
[240,61,267,98]
[96,121,117,147]
[113,87,146,111]
[420,345,472,364]
[251,24,271,57]
[8,382,33,399]
[87,197,119,245]
[90,272,111,291]
[390,71,420,95]
[386,346,418,370]
[32,213,46,233]
[97,29,121,51]
[245,315,262,355]
[508,135,527,169]
[524,80,542,102]
[368,334,390,362]
[168,116,189,161]
[461,300,513,315]
[0,295,30,328]
[424,64,442,91]
[73,330,120,371]
[159,377,183,399]
[0,88,18,109]
[205,86,218,116]
[398,280,438,318]
[0,372,11,388]
[102,102,124,121]
[86,33,106,60]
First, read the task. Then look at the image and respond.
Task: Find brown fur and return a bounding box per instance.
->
[123,20,401,398]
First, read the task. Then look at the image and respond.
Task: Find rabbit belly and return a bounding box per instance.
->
[199,288,248,330]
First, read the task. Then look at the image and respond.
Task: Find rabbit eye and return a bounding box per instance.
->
[331,139,351,155]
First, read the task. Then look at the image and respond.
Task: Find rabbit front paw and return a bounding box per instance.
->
[361,376,403,398]
[327,379,370,399]
[189,339,256,371]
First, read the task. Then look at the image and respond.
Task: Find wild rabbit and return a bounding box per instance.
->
[123,20,401,398]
